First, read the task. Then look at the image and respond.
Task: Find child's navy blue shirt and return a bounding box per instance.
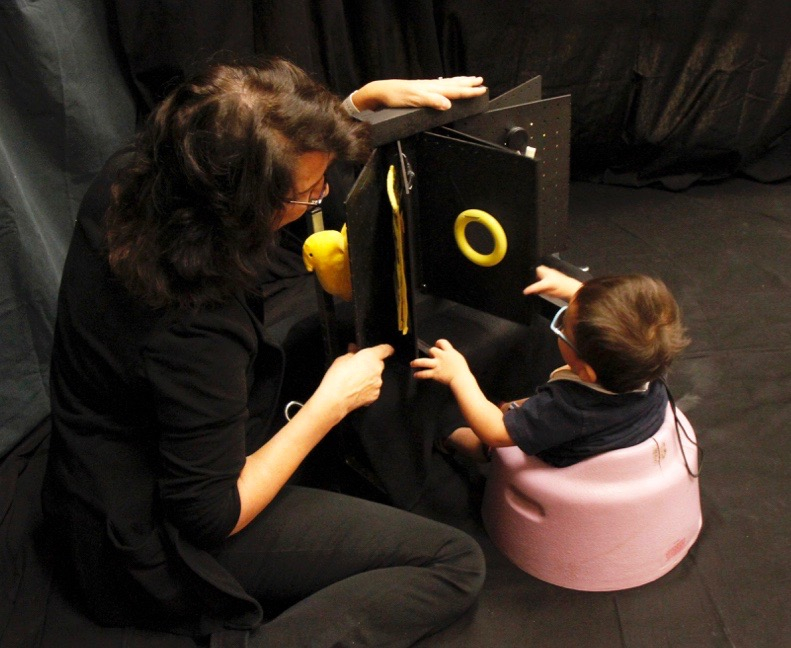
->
[503,367,668,467]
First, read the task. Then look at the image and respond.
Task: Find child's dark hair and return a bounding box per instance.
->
[572,275,690,393]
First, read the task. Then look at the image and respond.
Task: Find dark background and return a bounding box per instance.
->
[2,1,789,646]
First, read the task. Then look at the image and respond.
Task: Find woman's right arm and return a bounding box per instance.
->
[148,309,392,545]
[230,343,393,535]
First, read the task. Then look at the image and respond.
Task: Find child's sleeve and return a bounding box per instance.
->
[503,383,583,456]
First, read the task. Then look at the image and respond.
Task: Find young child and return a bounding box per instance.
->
[411,265,690,467]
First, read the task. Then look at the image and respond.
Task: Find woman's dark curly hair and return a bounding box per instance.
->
[106,58,371,309]
[572,275,690,393]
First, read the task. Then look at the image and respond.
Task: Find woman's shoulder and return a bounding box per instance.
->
[76,143,136,234]
[140,296,267,386]
[152,295,260,345]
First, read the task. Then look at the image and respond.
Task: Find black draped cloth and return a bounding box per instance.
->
[109,0,791,188]
[2,2,790,646]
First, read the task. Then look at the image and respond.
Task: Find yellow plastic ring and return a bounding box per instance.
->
[454,209,508,267]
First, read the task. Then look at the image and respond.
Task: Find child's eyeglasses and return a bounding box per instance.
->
[550,305,580,355]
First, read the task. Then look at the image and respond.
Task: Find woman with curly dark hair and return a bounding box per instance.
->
[43,58,486,646]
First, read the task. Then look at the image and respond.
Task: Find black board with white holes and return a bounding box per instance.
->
[341,77,570,363]
[453,82,571,258]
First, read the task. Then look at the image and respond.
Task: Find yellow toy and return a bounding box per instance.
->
[302,224,353,302]
[454,209,508,267]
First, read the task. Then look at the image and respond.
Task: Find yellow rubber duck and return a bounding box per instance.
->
[302,224,353,302]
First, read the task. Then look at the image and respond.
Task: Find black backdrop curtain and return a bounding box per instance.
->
[435,0,791,187]
[0,0,136,459]
[111,0,448,109]
[113,0,791,187]
[1,0,789,455]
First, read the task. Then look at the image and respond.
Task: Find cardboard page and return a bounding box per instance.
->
[453,95,571,256]
[345,145,418,361]
[413,131,539,326]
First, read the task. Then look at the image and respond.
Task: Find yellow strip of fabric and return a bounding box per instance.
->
[386,165,409,334]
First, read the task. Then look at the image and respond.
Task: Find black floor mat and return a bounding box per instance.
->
[3,177,788,647]
[414,177,791,647]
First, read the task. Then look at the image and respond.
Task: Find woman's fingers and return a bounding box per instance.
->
[366,343,395,360]
[329,344,394,410]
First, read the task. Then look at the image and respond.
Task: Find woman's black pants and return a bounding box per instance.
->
[213,485,486,647]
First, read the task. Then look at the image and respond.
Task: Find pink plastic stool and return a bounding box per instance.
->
[481,404,702,591]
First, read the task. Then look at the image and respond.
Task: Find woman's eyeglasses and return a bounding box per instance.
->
[286,180,329,213]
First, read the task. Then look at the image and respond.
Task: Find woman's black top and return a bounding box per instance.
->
[42,150,283,635]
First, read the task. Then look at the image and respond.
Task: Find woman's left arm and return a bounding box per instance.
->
[348,76,486,112]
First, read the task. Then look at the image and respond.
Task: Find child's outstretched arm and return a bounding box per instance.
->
[523,265,583,302]
[411,339,514,447]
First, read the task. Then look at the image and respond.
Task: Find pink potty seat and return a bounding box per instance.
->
[481,404,702,591]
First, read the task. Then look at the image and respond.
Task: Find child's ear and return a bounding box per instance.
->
[577,360,597,385]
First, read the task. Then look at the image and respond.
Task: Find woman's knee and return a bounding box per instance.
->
[432,525,487,605]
